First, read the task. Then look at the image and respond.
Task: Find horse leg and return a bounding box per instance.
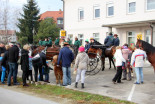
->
[111,58,116,70]
[109,58,111,69]
[102,57,105,71]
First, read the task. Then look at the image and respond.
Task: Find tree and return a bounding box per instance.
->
[35,18,60,43]
[17,0,40,44]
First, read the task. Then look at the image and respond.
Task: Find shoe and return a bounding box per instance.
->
[23,84,29,87]
[141,81,144,84]
[13,82,20,85]
[81,83,84,89]
[117,81,123,84]
[75,82,78,88]
[8,84,11,86]
[134,82,140,84]
[122,78,127,80]
[112,80,116,84]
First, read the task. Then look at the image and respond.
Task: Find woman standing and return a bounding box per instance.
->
[20,45,29,86]
[74,46,89,88]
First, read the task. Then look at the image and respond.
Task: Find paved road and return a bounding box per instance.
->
[0,87,58,104]
[17,60,155,104]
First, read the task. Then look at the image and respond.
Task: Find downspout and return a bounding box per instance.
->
[61,0,65,30]
[150,23,153,45]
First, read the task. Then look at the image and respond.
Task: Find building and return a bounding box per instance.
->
[40,10,64,29]
[63,0,155,46]
[0,30,16,43]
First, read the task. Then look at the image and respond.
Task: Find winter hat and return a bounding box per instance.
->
[79,46,85,52]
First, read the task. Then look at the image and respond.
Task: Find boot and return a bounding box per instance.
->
[75,82,78,88]
[81,83,84,89]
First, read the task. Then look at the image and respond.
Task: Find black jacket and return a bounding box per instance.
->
[1,50,9,67]
[8,45,19,63]
[0,47,6,55]
[20,49,29,71]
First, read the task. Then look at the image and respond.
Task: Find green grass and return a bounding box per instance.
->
[16,77,135,104]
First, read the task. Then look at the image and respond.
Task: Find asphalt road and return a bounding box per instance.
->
[0,87,58,104]
[17,60,155,104]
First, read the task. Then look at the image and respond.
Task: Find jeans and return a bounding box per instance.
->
[45,73,49,82]
[1,70,6,83]
[76,69,86,83]
[8,62,17,84]
[135,67,143,83]
[33,64,43,82]
[62,67,71,86]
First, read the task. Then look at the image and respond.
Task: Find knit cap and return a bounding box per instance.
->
[79,46,85,52]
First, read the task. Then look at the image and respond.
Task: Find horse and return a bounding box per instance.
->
[31,46,60,60]
[88,42,116,71]
[136,39,155,71]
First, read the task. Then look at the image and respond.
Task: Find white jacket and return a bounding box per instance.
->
[114,49,126,66]
[131,49,147,67]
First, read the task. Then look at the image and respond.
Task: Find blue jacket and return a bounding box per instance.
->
[57,47,74,67]
[113,37,120,46]
[104,35,114,46]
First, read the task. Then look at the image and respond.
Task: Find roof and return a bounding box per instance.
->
[40,10,63,23]
[0,30,16,35]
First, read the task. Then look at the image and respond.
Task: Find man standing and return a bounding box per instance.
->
[7,43,19,86]
[130,45,147,84]
[74,37,81,56]
[67,38,72,45]
[113,34,120,46]
[104,32,114,47]
[57,42,74,86]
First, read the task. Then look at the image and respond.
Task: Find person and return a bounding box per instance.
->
[113,34,120,46]
[122,45,130,80]
[27,56,33,83]
[104,32,114,47]
[74,46,89,88]
[112,46,126,84]
[0,53,6,84]
[48,37,52,46]
[57,42,74,86]
[74,37,81,57]
[1,45,10,79]
[60,39,66,48]
[32,50,47,84]
[67,38,72,45]
[89,37,101,46]
[42,38,48,46]
[20,45,29,86]
[0,42,6,56]
[43,61,52,83]
[39,39,43,46]
[130,45,147,84]
[85,40,90,52]
[7,43,19,86]
[55,37,60,46]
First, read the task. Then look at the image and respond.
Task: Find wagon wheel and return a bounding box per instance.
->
[86,54,103,75]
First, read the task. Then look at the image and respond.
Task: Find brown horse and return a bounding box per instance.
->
[136,39,155,71]
[31,46,60,60]
[88,45,116,71]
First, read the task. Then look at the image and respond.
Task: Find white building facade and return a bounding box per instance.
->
[63,0,155,46]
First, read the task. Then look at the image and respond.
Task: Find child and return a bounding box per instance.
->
[27,56,33,83]
[43,61,50,83]
[112,46,126,84]
[74,46,89,88]
[0,53,6,84]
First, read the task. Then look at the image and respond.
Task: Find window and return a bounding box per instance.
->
[107,2,114,17]
[128,2,136,13]
[94,5,100,18]
[127,32,135,45]
[147,0,155,10]
[145,30,151,44]
[78,8,84,20]
[78,34,84,45]
[57,19,63,24]
[93,33,100,42]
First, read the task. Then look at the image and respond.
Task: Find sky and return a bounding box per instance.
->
[9,0,63,14]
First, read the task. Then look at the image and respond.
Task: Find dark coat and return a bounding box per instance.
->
[57,47,74,67]
[113,37,120,46]
[1,50,9,68]
[85,43,90,51]
[0,47,6,55]
[20,49,29,71]
[8,45,19,63]
[104,35,114,47]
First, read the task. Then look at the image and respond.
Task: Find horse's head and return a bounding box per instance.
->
[136,39,142,48]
